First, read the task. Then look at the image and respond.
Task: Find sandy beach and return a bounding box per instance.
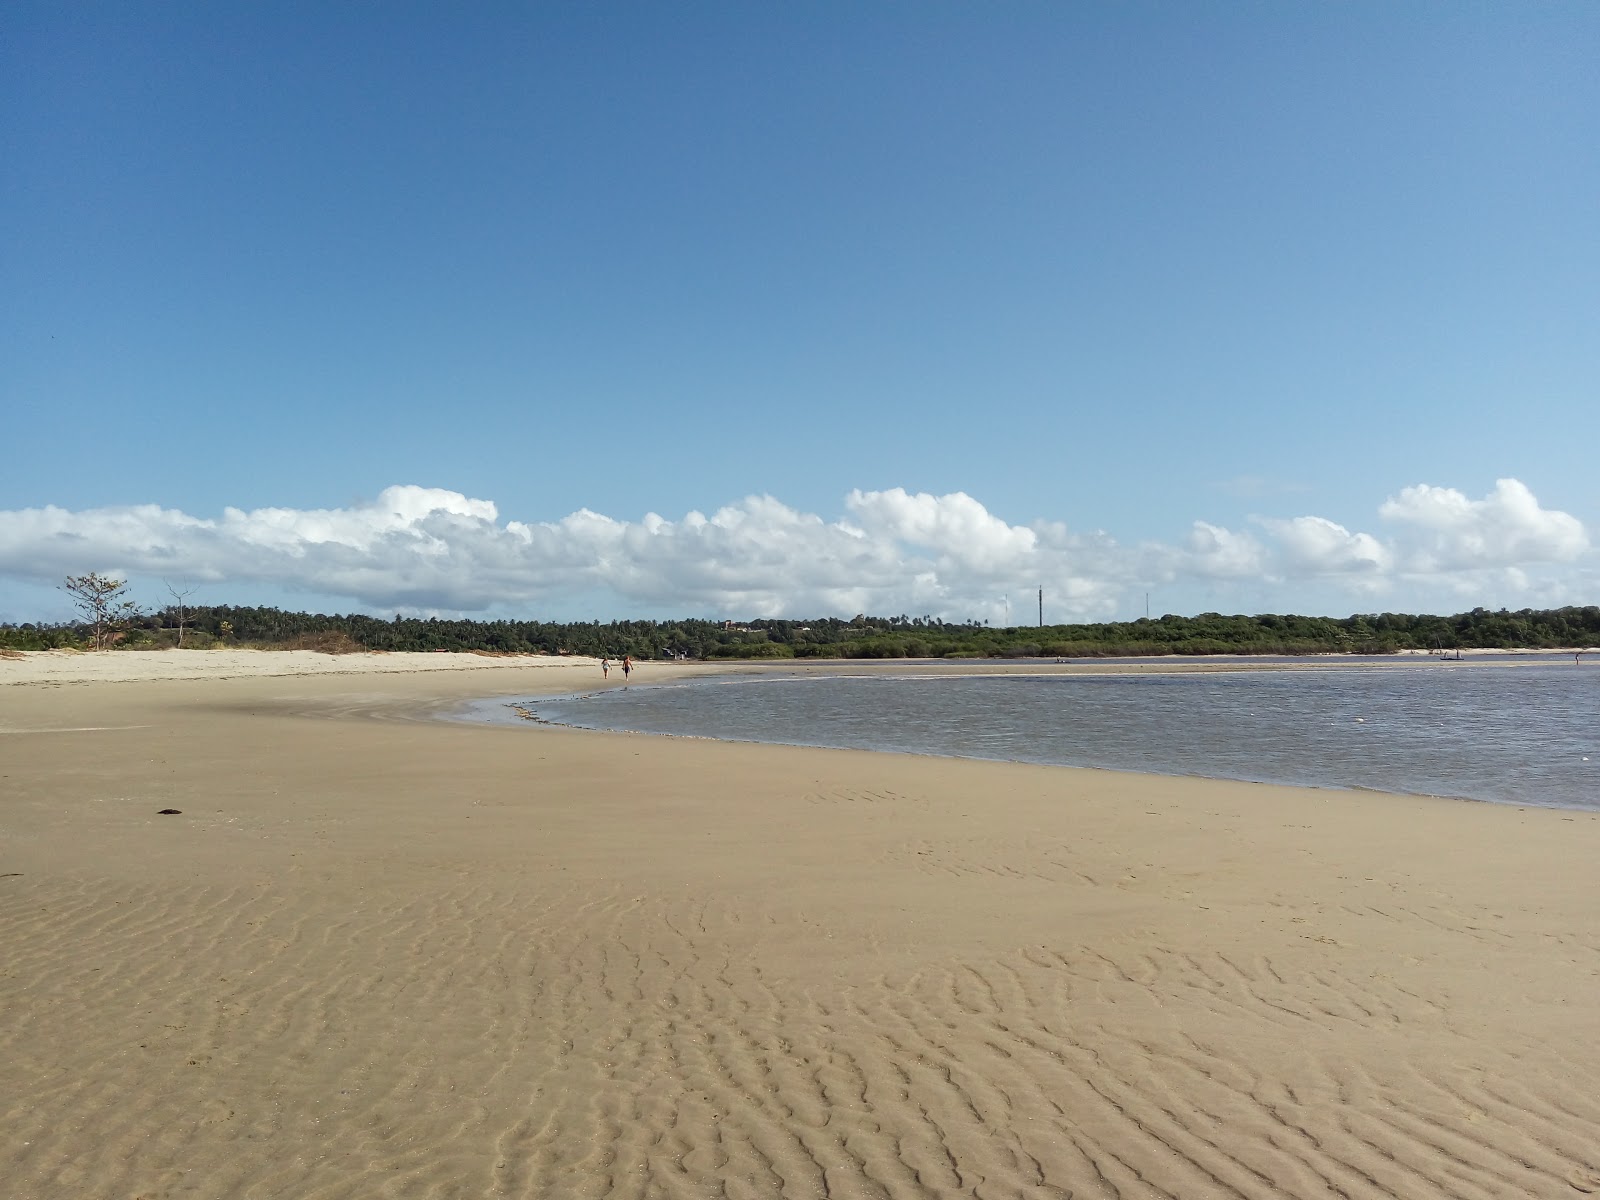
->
[4,651,1599,1199]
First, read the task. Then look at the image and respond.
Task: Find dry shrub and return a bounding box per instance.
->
[0,648,25,660]
[283,630,366,655]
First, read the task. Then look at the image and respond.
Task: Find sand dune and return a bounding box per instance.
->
[3,661,1598,1198]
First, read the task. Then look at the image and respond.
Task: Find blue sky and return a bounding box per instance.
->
[3,3,1596,625]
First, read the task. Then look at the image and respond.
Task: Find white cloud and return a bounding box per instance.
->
[845,488,1038,572]
[1258,515,1391,576]
[1173,521,1270,579]
[1378,478,1589,571]
[0,479,1589,621]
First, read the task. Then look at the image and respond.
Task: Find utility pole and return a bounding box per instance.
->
[1145,592,1150,619]
[1038,587,1043,628]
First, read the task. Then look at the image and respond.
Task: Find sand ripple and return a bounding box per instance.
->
[6,869,1598,1199]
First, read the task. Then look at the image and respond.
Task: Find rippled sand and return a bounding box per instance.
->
[3,660,1598,1198]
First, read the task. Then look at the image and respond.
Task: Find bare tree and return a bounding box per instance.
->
[61,573,141,651]
[164,580,198,647]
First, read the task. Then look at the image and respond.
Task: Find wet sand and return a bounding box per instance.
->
[3,654,1599,1198]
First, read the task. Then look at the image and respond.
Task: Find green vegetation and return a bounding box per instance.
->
[4,591,1599,659]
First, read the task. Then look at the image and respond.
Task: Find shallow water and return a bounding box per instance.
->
[496,661,1600,810]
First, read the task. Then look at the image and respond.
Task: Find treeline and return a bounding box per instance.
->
[4,603,1600,659]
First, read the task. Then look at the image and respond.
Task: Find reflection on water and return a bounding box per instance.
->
[508,663,1600,810]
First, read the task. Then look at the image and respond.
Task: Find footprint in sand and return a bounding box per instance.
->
[1569,1166,1600,1192]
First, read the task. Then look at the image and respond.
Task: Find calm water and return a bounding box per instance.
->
[492,662,1600,810]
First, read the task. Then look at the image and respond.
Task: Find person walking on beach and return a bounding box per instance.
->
[622,655,632,683]
[601,658,610,679]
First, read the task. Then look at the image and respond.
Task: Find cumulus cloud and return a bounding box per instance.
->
[845,488,1038,571]
[0,479,1589,620]
[1258,515,1391,576]
[1378,478,1588,571]
[1173,522,1270,579]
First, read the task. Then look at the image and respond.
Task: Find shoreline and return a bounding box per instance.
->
[10,649,1590,814]
[4,659,1600,1197]
[496,697,1518,814]
[474,657,1597,814]
[3,643,1592,690]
